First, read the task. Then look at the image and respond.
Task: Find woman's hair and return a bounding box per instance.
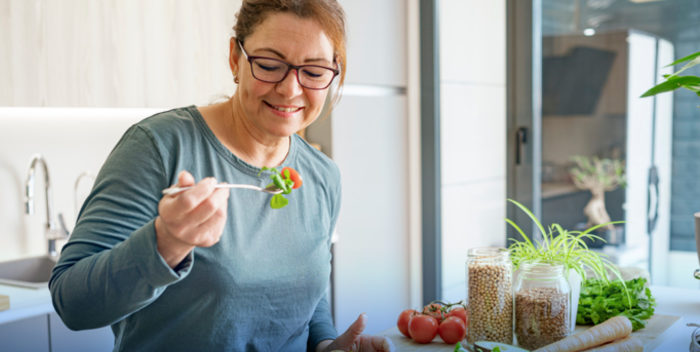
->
[233,0,347,104]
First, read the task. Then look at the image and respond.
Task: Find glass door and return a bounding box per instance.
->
[508,0,700,287]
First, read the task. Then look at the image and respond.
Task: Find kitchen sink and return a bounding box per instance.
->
[0,255,57,289]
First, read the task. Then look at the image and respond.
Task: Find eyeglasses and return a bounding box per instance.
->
[237,40,339,90]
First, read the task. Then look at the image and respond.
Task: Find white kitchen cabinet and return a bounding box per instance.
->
[0,315,49,352]
[49,312,113,352]
[0,312,113,352]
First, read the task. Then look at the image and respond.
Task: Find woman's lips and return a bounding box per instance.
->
[265,101,303,116]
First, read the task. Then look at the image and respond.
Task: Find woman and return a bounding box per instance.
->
[49,1,393,351]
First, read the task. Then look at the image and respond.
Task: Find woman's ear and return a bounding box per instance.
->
[229,37,240,78]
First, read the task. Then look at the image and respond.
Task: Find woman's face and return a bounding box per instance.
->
[230,12,335,140]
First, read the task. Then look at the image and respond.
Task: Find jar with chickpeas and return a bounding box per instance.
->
[465,247,513,344]
[513,261,572,350]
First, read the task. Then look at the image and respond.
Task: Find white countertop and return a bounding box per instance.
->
[649,285,700,351]
[0,283,698,350]
[0,284,54,325]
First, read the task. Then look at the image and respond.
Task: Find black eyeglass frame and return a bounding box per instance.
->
[237,40,340,90]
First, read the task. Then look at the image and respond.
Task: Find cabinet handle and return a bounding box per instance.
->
[515,127,528,165]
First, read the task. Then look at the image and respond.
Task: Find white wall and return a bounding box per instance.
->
[438,0,507,303]
[0,0,239,107]
[0,108,159,261]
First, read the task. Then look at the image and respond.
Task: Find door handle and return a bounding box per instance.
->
[647,165,659,233]
[515,127,528,165]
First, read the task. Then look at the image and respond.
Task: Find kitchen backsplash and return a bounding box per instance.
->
[0,107,164,261]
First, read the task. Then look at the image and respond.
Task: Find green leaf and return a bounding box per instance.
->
[270,194,289,209]
[507,199,547,239]
[271,174,291,193]
[641,75,700,97]
[665,51,700,68]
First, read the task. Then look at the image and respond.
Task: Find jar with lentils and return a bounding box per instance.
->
[514,261,572,350]
[465,247,513,344]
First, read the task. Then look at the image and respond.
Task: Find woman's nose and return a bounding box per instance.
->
[275,69,304,97]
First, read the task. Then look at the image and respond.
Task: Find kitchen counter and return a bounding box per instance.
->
[2,283,698,350]
[0,284,54,325]
[379,285,700,351]
[0,283,114,352]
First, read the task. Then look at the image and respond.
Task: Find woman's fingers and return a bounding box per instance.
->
[186,186,229,226]
[157,174,230,247]
[323,314,366,351]
[168,177,218,214]
[177,170,195,187]
[189,187,230,246]
[363,336,394,352]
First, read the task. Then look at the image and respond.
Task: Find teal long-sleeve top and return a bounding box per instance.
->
[49,106,341,351]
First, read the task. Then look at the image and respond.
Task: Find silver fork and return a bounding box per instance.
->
[162,183,283,196]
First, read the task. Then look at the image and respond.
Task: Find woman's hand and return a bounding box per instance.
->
[319,314,395,352]
[155,170,230,268]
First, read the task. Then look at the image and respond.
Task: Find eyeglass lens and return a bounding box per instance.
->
[251,58,336,89]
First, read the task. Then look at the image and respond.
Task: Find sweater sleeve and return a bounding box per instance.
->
[49,125,192,330]
[307,293,337,351]
[307,165,342,350]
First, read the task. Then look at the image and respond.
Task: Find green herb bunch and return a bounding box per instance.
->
[577,277,656,331]
[506,199,627,287]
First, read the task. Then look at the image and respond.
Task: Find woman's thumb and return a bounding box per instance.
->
[348,313,367,335]
[177,170,195,186]
[332,313,367,348]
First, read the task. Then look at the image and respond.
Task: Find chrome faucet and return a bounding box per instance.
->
[24,154,69,257]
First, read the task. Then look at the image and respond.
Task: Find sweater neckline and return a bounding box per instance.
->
[186,105,298,178]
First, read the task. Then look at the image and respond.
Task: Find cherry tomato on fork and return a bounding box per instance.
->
[281,167,303,189]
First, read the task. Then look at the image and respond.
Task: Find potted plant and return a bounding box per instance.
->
[569,155,626,247]
[506,198,627,331]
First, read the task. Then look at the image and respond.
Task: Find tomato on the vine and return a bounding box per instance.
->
[396,309,417,338]
[445,306,468,324]
[438,316,466,344]
[281,167,303,189]
[422,303,444,323]
[408,314,439,344]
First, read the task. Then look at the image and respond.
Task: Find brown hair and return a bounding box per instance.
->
[233,0,347,92]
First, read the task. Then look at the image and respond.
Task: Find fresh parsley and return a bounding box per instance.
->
[576,277,656,331]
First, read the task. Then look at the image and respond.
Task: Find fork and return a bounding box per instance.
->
[162,183,283,196]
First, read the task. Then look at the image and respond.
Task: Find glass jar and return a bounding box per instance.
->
[465,247,513,344]
[690,323,700,352]
[514,262,572,350]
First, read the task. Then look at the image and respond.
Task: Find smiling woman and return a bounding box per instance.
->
[47,1,391,351]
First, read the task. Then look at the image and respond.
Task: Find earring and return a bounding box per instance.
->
[234,76,239,84]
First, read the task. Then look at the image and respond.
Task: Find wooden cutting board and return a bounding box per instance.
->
[0,294,8,312]
[379,314,680,351]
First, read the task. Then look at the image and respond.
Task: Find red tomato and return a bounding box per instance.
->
[422,303,444,323]
[408,314,439,344]
[438,316,466,344]
[445,306,467,324]
[396,309,417,337]
[281,167,303,189]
